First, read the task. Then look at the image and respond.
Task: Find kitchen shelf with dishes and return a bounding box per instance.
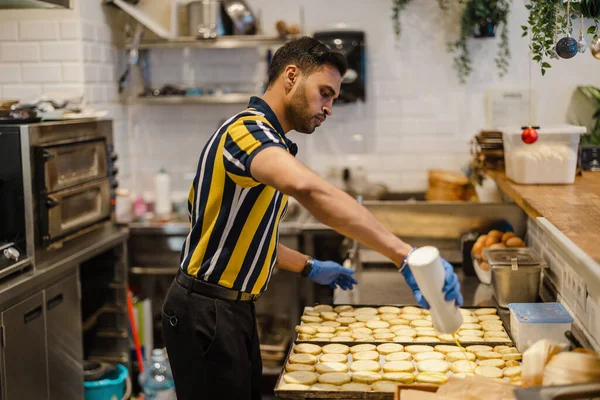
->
[120,35,292,105]
[123,34,299,50]
[127,92,257,105]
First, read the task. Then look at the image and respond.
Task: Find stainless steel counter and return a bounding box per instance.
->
[0,226,128,307]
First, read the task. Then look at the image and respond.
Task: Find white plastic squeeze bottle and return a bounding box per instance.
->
[407,246,463,334]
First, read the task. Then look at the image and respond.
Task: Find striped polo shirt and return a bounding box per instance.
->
[180,96,298,295]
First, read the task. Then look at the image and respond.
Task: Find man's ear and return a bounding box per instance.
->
[283,65,299,93]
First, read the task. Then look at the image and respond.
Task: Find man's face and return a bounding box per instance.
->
[285,64,342,134]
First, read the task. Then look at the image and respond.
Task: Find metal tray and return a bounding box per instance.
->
[274,339,521,399]
[293,304,514,348]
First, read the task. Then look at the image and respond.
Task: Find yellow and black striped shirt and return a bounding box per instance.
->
[180,96,297,294]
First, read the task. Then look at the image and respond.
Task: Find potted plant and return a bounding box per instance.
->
[567,86,600,170]
[446,0,511,84]
[523,0,600,76]
[391,0,412,39]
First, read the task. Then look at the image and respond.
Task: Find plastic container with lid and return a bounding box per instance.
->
[484,248,547,308]
[508,302,573,352]
[501,125,586,184]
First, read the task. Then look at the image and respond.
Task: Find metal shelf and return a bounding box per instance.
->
[128,93,254,105]
[125,35,296,50]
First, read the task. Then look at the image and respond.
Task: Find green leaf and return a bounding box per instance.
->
[541,68,546,76]
[522,32,528,37]
[588,26,597,35]
[542,62,552,68]
[533,55,542,62]
[521,25,528,31]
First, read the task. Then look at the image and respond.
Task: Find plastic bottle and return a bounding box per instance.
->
[154,169,172,219]
[139,348,176,400]
[406,246,464,334]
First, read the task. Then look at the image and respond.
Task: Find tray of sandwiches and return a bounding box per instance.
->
[274,304,521,399]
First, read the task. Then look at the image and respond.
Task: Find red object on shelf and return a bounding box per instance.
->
[521,126,539,144]
[127,289,144,374]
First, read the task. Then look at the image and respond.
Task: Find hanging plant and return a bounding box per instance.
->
[581,0,600,19]
[523,0,600,76]
[446,0,512,84]
[392,0,413,39]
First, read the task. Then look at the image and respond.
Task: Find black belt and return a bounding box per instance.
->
[176,269,262,303]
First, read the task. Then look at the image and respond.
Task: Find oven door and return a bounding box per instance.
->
[36,138,108,193]
[41,179,111,243]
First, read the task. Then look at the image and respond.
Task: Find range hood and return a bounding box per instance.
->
[0,0,70,9]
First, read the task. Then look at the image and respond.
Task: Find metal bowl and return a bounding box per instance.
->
[221,0,256,35]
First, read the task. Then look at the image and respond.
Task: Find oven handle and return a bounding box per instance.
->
[46,196,59,209]
[42,149,55,162]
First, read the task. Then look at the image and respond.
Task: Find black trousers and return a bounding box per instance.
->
[162,278,262,400]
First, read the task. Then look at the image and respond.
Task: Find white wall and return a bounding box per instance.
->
[0,0,128,184]
[2,0,600,194]
[121,0,600,195]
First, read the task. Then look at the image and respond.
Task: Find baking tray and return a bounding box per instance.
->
[293,304,514,348]
[274,339,522,399]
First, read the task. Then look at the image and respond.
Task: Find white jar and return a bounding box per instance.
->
[155,169,172,218]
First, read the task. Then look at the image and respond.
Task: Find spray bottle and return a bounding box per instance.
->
[407,246,463,334]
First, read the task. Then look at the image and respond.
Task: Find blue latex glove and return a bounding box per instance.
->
[401,255,463,309]
[308,259,358,290]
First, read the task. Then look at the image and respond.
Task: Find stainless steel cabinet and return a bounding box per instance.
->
[46,274,83,400]
[1,292,48,400]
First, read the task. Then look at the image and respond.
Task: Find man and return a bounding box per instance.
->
[162,37,463,400]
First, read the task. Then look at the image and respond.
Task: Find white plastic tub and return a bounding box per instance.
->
[508,302,573,352]
[502,125,586,184]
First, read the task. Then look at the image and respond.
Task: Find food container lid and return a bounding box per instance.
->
[500,125,587,136]
[483,248,546,268]
[508,302,574,324]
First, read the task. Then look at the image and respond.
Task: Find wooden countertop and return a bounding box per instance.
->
[489,171,600,264]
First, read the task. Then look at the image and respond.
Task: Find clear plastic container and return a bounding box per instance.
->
[502,125,586,184]
[508,302,573,352]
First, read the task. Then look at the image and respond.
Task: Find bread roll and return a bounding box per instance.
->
[352,371,383,384]
[318,372,351,385]
[372,380,398,392]
[293,343,322,355]
[350,344,376,353]
[382,361,415,373]
[315,362,348,374]
[340,382,372,391]
[279,383,310,390]
[283,371,318,385]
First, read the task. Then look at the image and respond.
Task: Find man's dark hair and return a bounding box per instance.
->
[267,36,348,87]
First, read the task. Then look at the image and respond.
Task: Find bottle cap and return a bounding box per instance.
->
[151,348,167,362]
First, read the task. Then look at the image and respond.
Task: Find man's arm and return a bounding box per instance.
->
[251,147,413,267]
[275,243,308,273]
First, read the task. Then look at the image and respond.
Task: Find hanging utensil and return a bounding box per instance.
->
[556,0,579,59]
[118,23,145,94]
[578,11,587,53]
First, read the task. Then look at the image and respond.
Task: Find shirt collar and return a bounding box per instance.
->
[248,96,297,156]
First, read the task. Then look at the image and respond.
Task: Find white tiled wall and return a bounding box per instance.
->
[0,4,118,104]
[0,0,126,182]
[2,1,600,195]
[527,218,600,351]
[120,0,600,195]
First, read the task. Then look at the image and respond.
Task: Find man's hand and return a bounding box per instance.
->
[401,257,463,309]
[308,260,358,290]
